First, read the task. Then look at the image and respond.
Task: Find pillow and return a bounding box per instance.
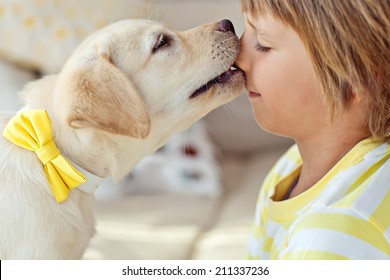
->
[0,60,37,111]
[0,0,149,74]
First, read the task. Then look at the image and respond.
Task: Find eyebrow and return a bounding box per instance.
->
[247,18,257,30]
[247,18,271,39]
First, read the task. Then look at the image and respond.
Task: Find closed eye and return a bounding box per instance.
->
[152,34,170,53]
[255,42,271,53]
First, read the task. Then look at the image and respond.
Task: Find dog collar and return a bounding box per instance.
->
[4,109,105,200]
[3,109,87,202]
[65,157,105,195]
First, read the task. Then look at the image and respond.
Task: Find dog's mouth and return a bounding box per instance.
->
[190,65,243,99]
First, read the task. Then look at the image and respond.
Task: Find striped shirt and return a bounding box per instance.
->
[247,138,390,259]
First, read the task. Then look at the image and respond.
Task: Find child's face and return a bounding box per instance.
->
[237,12,328,139]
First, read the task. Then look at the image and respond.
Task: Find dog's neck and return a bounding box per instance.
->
[16,109,168,187]
[54,123,170,183]
[20,75,184,184]
[55,116,180,182]
[20,76,115,179]
[64,156,105,194]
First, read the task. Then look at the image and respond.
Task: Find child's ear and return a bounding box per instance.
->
[66,44,151,139]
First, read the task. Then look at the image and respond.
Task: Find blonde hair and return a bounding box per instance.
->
[240,0,390,140]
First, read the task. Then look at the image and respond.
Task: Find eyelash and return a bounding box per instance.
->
[255,43,271,53]
[152,34,170,53]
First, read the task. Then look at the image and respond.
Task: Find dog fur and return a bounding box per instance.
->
[0,19,244,259]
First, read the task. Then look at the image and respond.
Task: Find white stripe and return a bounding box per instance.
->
[253,202,262,226]
[315,148,388,207]
[276,157,300,177]
[248,235,269,259]
[286,228,389,259]
[315,169,355,205]
[292,205,364,231]
[384,226,390,244]
[300,205,364,218]
[266,219,287,252]
[364,143,388,160]
[352,159,390,216]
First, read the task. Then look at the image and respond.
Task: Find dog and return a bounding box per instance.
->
[0,19,244,259]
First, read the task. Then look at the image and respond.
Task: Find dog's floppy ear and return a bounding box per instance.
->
[67,44,151,139]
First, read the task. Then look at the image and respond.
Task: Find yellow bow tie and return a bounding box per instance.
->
[2,109,86,203]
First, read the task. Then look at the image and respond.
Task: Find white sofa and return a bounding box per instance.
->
[0,0,293,259]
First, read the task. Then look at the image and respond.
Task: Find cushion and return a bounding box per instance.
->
[0,60,36,111]
[0,0,148,73]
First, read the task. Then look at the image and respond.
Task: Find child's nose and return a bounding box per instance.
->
[235,35,249,72]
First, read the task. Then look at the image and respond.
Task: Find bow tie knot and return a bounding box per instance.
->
[2,109,86,203]
[35,140,60,165]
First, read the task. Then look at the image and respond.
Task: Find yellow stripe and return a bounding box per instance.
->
[267,139,385,223]
[282,250,349,260]
[261,207,269,226]
[247,254,258,260]
[263,236,275,253]
[260,172,283,200]
[284,145,301,162]
[251,228,281,258]
[290,212,390,254]
[249,139,388,259]
[371,188,390,231]
[342,150,390,208]
[252,225,262,239]
[335,178,370,208]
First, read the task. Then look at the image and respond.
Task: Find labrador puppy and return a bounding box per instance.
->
[0,19,244,259]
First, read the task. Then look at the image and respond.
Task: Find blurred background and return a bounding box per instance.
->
[0,0,292,259]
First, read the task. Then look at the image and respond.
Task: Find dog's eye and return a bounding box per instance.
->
[152,34,169,53]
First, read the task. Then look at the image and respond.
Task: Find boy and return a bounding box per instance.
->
[236,0,390,259]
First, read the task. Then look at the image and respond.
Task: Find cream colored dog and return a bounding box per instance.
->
[0,19,244,259]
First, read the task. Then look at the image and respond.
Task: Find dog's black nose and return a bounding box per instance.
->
[217,19,235,34]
